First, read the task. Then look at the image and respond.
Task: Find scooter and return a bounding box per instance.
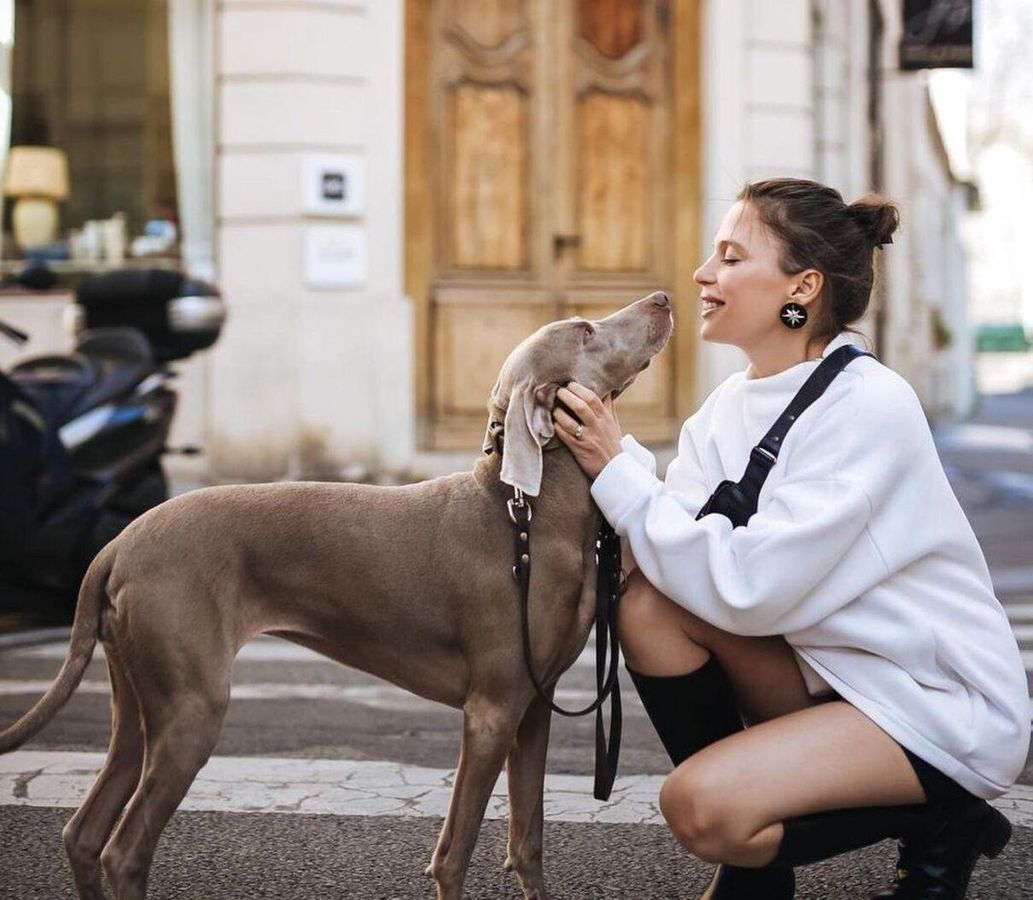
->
[0,267,225,619]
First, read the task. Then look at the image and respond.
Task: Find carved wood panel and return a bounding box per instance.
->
[450,83,529,268]
[562,0,668,285]
[432,288,551,419]
[448,0,529,51]
[579,0,645,59]
[577,92,649,270]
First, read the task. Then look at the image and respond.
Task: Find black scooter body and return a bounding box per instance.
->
[0,268,224,616]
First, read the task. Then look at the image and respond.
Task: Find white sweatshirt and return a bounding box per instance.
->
[592,330,1031,799]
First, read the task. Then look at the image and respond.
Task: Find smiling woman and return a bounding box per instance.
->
[558,178,1030,900]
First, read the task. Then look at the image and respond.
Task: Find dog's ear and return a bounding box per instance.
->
[500,380,558,497]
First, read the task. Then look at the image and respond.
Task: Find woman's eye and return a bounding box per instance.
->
[721,258,740,265]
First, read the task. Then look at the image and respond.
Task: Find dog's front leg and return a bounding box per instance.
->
[503,691,553,900]
[425,696,520,899]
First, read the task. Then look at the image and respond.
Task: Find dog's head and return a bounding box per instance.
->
[484,291,673,496]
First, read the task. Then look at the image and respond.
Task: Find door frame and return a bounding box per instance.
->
[405,0,703,451]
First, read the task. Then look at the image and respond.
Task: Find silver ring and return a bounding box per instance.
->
[574,423,584,440]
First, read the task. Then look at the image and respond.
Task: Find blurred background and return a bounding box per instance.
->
[0,0,1030,615]
[0,0,1027,486]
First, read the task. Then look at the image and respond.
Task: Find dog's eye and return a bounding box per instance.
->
[583,325,595,341]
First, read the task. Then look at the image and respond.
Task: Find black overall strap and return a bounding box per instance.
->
[733,343,876,518]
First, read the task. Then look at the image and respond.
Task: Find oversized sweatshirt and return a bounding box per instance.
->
[592,330,1031,799]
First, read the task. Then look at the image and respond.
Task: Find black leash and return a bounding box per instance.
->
[484,420,624,801]
[508,490,624,800]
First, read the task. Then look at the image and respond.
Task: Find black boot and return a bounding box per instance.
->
[867,797,1011,899]
[627,655,795,900]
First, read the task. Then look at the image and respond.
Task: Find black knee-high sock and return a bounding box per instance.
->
[627,654,796,899]
[772,803,934,867]
[625,654,745,765]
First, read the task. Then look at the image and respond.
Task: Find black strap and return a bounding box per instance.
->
[699,344,876,524]
[510,500,623,800]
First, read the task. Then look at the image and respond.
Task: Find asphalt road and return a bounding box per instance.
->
[1,636,1031,899]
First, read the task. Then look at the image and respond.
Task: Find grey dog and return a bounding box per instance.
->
[0,291,673,899]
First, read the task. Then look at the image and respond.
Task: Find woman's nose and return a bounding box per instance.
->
[693,260,713,285]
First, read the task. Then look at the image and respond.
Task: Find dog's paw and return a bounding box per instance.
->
[503,856,515,872]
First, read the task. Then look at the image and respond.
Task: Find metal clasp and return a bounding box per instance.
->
[750,445,778,466]
[507,486,533,524]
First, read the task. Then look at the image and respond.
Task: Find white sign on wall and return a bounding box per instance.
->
[302,153,364,217]
[303,224,366,289]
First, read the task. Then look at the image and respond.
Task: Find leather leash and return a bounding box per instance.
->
[486,424,624,800]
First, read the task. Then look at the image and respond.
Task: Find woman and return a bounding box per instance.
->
[551,178,1030,899]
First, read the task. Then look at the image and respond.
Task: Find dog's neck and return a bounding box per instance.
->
[473,431,600,521]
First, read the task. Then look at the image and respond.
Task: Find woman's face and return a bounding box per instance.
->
[692,200,816,350]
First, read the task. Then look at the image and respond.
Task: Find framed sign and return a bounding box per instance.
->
[303,224,366,289]
[899,0,974,71]
[302,154,365,216]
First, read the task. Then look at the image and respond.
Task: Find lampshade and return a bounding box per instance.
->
[4,146,70,200]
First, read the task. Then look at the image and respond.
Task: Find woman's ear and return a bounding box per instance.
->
[790,269,823,305]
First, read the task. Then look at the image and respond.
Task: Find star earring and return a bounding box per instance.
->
[780,302,807,329]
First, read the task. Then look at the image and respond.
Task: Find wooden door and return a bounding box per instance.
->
[407,0,698,450]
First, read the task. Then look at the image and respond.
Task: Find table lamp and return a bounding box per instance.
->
[4,146,70,250]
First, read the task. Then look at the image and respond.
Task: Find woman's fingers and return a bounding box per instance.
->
[568,382,600,408]
[552,406,580,435]
[556,386,587,416]
[559,382,604,415]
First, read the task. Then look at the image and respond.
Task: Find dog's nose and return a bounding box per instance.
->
[650,291,670,308]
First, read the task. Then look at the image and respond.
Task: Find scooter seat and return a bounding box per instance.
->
[66,328,155,421]
[10,328,155,429]
[10,354,99,429]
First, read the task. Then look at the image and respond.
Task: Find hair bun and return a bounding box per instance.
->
[848,196,899,247]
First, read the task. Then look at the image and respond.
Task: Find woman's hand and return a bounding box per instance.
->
[552,382,624,480]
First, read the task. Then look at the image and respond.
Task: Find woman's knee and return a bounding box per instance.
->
[659,764,751,863]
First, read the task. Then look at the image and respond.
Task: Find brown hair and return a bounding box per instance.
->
[737,178,899,353]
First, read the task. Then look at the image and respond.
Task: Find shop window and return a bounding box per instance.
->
[5,0,178,260]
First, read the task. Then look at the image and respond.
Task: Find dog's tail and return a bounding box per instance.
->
[0,540,115,753]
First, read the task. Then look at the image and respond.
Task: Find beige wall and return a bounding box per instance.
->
[210,0,414,481]
[877,0,973,417]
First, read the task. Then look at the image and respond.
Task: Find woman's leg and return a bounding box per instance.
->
[659,700,927,867]
[618,570,827,724]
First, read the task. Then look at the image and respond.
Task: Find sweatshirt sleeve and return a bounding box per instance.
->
[618,433,657,475]
[590,377,903,636]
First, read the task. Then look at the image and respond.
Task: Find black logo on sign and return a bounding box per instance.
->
[322,171,346,202]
